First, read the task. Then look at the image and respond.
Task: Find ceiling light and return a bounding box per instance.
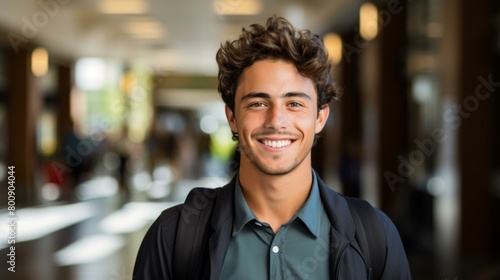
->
[360,3,378,41]
[98,0,149,14]
[213,0,262,15]
[323,33,342,64]
[32,47,49,77]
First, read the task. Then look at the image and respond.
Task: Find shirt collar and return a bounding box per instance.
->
[233,176,257,236]
[294,171,322,237]
[232,171,323,238]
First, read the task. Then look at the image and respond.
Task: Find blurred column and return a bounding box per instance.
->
[437,0,493,276]
[312,126,326,179]
[57,64,73,146]
[7,48,40,206]
[358,0,409,217]
[313,68,341,192]
[337,32,362,197]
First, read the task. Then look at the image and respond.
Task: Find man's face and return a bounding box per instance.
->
[226,59,329,176]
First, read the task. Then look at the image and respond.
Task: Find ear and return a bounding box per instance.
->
[315,104,330,134]
[225,105,238,133]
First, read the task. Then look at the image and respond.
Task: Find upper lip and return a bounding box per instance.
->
[258,137,293,141]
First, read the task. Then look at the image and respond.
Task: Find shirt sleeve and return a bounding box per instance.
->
[133,206,181,280]
[377,210,412,280]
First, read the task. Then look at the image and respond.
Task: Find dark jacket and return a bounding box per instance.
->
[133,174,411,279]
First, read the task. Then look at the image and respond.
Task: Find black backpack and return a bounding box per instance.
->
[174,187,386,279]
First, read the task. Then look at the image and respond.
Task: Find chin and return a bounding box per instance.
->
[255,162,298,176]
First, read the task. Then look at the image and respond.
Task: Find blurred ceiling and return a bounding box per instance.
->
[0,0,358,75]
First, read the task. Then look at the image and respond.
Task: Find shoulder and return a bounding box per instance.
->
[136,203,185,259]
[133,204,183,279]
[348,198,395,228]
[153,179,235,232]
[317,177,399,237]
[357,201,412,279]
[142,204,183,253]
[374,207,412,278]
[158,204,183,231]
[345,196,403,242]
[372,207,399,235]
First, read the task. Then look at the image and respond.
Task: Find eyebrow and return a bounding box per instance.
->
[240,91,312,102]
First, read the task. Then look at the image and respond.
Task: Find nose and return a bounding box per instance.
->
[264,104,287,130]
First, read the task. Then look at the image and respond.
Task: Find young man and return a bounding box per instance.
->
[133,16,411,279]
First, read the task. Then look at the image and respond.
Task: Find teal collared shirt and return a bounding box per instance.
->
[220,171,331,280]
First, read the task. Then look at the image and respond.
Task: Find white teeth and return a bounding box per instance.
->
[263,140,291,148]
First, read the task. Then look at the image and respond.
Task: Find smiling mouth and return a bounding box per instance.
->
[261,139,292,148]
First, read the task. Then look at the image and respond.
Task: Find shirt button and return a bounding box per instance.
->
[254,221,262,226]
[272,246,279,253]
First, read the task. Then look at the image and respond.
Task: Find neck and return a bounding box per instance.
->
[238,158,313,232]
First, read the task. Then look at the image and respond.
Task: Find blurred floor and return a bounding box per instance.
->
[0,176,193,280]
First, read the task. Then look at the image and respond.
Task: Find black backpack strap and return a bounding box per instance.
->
[174,187,219,280]
[345,197,387,280]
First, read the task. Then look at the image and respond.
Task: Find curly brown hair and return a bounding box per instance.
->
[216,15,339,114]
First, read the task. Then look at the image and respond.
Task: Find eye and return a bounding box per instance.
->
[249,102,266,108]
[288,102,302,107]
